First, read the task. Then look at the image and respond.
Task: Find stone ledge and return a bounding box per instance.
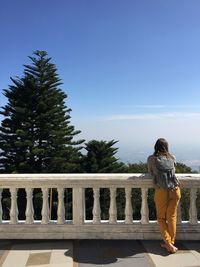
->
[0,223,199,240]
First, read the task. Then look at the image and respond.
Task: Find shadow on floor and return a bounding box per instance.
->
[70,240,147,265]
[65,240,191,265]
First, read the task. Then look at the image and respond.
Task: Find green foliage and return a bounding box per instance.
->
[180,189,190,220]
[64,188,73,220]
[83,139,126,219]
[82,140,126,173]
[2,189,11,220]
[147,188,156,220]
[126,162,148,173]
[100,188,110,220]
[175,162,194,173]
[33,189,42,220]
[132,188,142,219]
[0,50,84,173]
[125,161,195,174]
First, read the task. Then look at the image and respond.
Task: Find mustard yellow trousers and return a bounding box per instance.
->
[154,187,181,244]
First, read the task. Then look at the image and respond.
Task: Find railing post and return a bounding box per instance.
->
[93,188,101,224]
[41,188,50,224]
[10,187,18,224]
[109,188,117,224]
[73,187,84,225]
[189,188,198,224]
[141,188,149,224]
[125,187,133,224]
[57,187,65,224]
[25,188,34,224]
[0,189,2,223]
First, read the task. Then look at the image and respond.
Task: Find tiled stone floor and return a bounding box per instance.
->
[0,240,73,267]
[0,240,200,267]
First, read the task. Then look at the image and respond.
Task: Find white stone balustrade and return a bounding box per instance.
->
[141,188,149,224]
[109,188,117,224]
[0,173,199,240]
[57,187,65,224]
[125,187,133,224]
[25,188,34,224]
[189,188,198,224]
[93,188,101,224]
[10,187,18,224]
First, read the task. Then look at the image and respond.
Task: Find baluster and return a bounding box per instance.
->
[141,188,149,224]
[93,188,101,224]
[25,188,34,224]
[177,201,182,224]
[57,188,65,224]
[109,188,117,224]
[10,187,18,224]
[73,188,84,225]
[189,188,198,224]
[125,187,133,224]
[41,188,50,224]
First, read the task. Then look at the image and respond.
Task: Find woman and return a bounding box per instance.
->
[147,138,181,253]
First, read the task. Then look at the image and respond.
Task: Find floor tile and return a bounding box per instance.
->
[2,250,29,267]
[50,250,73,264]
[141,240,200,267]
[26,252,51,266]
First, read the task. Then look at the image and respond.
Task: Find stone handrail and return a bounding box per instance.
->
[0,173,199,239]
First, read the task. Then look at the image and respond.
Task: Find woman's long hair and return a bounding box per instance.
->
[154,138,173,159]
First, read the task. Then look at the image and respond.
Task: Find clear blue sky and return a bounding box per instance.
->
[1,0,200,166]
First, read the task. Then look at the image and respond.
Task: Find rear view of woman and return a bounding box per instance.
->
[147,138,181,253]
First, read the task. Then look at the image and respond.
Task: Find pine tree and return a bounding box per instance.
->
[82,139,126,220]
[0,50,84,173]
[82,139,126,173]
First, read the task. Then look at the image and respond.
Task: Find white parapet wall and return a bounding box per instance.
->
[0,173,199,240]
